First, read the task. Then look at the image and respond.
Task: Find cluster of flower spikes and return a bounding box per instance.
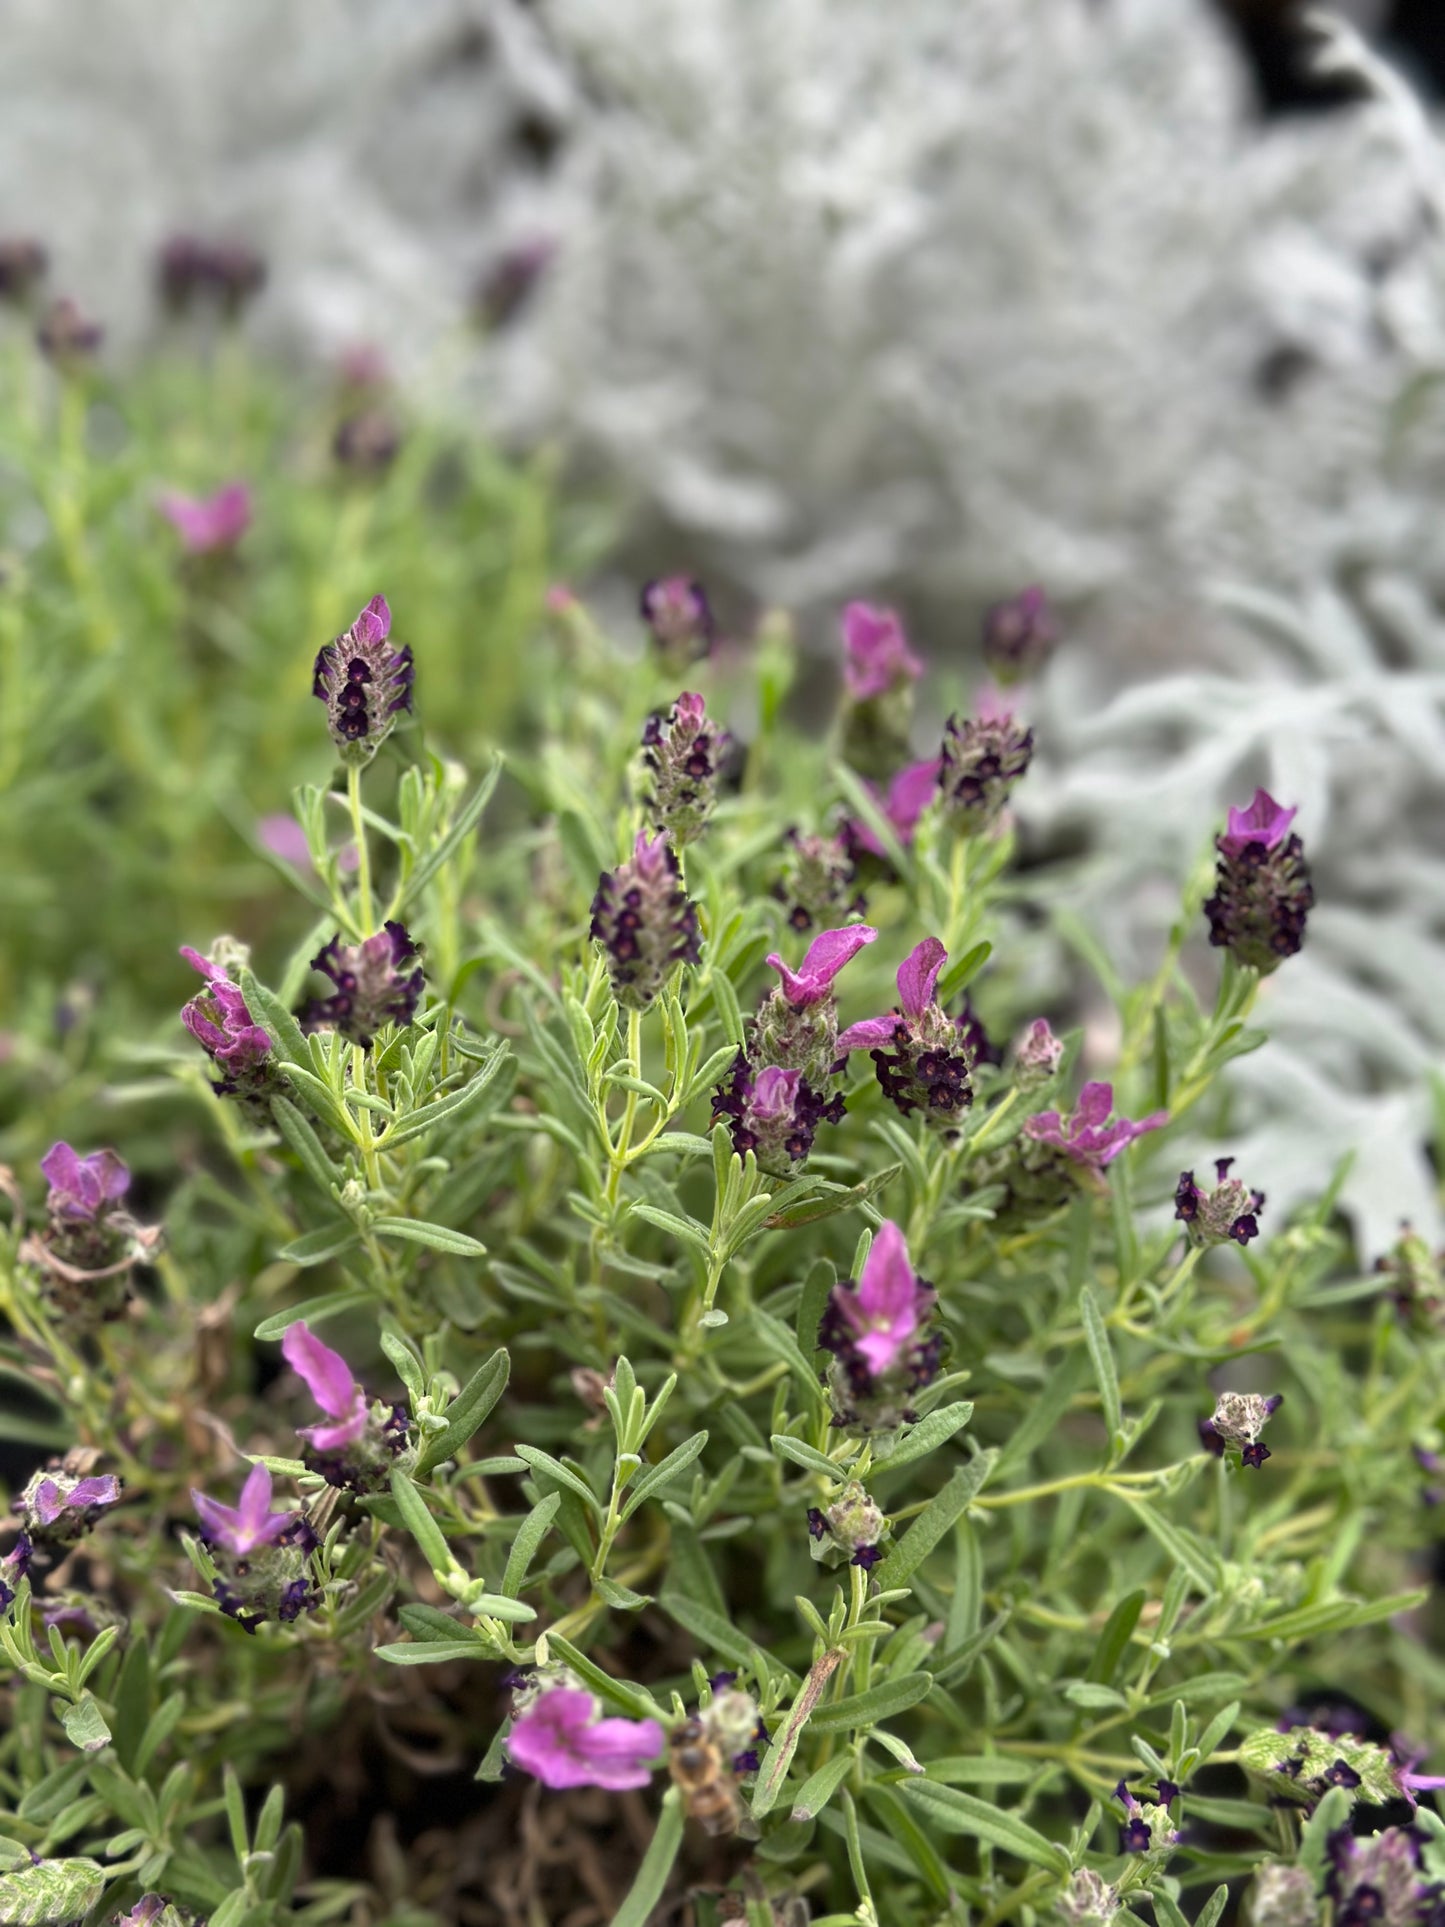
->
[282,1321,410,1495]
[1203,788,1314,974]
[806,1481,887,1570]
[1199,1389,1282,1469]
[713,924,875,1174]
[1114,1778,1183,1856]
[837,936,975,1133]
[640,575,714,667]
[936,697,1035,837]
[179,942,281,1125]
[590,830,703,1011]
[775,825,864,932]
[817,1220,942,1432]
[312,593,415,764]
[303,922,424,1047]
[190,1463,320,1632]
[640,690,729,847]
[1175,1156,1264,1247]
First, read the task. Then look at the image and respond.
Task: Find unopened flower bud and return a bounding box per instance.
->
[1013,1018,1063,1089]
[1376,1225,1445,1330]
[776,828,863,931]
[304,923,425,1047]
[334,408,403,473]
[640,692,729,847]
[0,237,47,305]
[807,1481,887,1569]
[312,594,414,763]
[37,296,103,367]
[640,576,713,665]
[1249,1863,1320,1927]
[982,586,1059,685]
[1057,1868,1121,1927]
[1199,1391,1281,1468]
[590,831,702,1010]
[937,708,1034,836]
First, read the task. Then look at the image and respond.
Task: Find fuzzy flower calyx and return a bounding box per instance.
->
[1114,1778,1181,1857]
[281,1321,409,1492]
[1199,1390,1281,1469]
[838,936,975,1131]
[590,831,702,1011]
[776,826,863,931]
[1204,788,1313,974]
[157,483,251,554]
[312,594,414,765]
[1175,1157,1264,1247]
[982,585,1060,685]
[937,705,1034,836]
[1238,1726,1403,1809]
[818,1220,942,1432]
[506,1685,664,1791]
[304,923,424,1047]
[1056,1868,1121,1927]
[19,1468,121,1547]
[190,1464,319,1631]
[641,691,729,847]
[640,576,713,664]
[806,1482,887,1569]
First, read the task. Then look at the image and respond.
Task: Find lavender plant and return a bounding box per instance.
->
[0,581,1442,1927]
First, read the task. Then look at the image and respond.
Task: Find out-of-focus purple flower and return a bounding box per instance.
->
[474,237,556,329]
[40,1144,129,1223]
[937,707,1034,836]
[0,1534,33,1610]
[776,827,863,932]
[158,235,265,314]
[37,296,102,365]
[192,1463,294,1558]
[1175,1157,1265,1247]
[846,758,943,860]
[0,238,47,303]
[982,586,1060,685]
[334,408,403,473]
[1022,1083,1166,1173]
[258,815,360,879]
[157,482,252,554]
[712,1057,845,1175]
[19,1469,121,1547]
[1376,1226,1445,1331]
[505,1687,664,1791]
[113,1897,168,1925]
[818,1221,942,1430]
[1200,1391,1281,1469]
[766,924,877,1010]
[590,831,702,1011]
[841,602,924,701]
[180,947,276,1110]
[1388,1736,1445,1810]
[640,577,713,663]
[641,691,730,847]
[837,936,975,1131]
[281,1322,368,1453]
[1326,1827,1429,1927]
[1204,789,1313,975]
[338,342,391,391]
[305,923,424,1048]
[1013,1019,1063,1089]
[313,594,414,764]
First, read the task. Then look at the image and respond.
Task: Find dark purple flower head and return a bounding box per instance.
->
[158,235,265,315]
[506,1686,664,1791]
[313,594,414,764]
[640,577,713,664]
[1023,1082,1166,1175]
[1120,1817,1153,1854]
[937,707,1034,836]
[1175,1157,1265,1247]
[157,482,252,555]
[334,408,403,473]
[846,758,942,860]
[712,1057,845,1175]
[305,922,424,1047]
[819,1222,942,1431]
[841,602,924,702]
[640,691,730,847]
[1204,790,1313,975]
[1202,1391,1281,1469]
[19,1469,121,1547]
[0,237,47,303]
[474,236,556,329]
[837,937,975,1132]
[590,831,702,1011]
[40,1143,129,1224]
[0,1534,33,1610]
[180,946,278,1117]
[1327,1828,1430,1927]
[776,827,864,932]
[982,586,1060,685]
[1114,1779,1182,1856]
[37,296,102,366]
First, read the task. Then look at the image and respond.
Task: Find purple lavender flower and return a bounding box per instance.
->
[113,1897,169,1926]
[775,827,863,931]
[1327,1828,1433,1927]
[37,296,102,366]
[312,595,415,764]
[180,946,278,1116]
[711,1059,845,1175]
[1113,1780,1181,1856]
[1175,1157,1265,1247]
[746,922,877,1089]
[158,235,265,315]
[766,924,878,1010]
[818,1221,942,1431]
[1203,788,1313,975]
[192,1464,294,1558]
[280,1321,408,1492]
[157,482,252,555]
[1200,1390,1281,1469]
[640,577,714,664]
[640,691,730,847]
[954,998,1003,1073]
[845,758,943,861]
[841,602,924,702]
[1022,1083,1167,1175]
[506,1687,664,1791]
[474,236,555,329]
[19,1469,121,1548]
[590,831,702,1011]
[40,1144,129,1223]
[0,1535,32,1611]
[333,409,403,473]
[936,704,1034,836]
[806,1482,887,1570]
[192,1465,319,1630]
[0,237,47,303]
[981,586,1060,685]
[837,936,975,1131]
[1013,1019,1063,1089]
[305,923,424,1047]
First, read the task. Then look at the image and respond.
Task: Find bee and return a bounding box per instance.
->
[668,1717,757,1839]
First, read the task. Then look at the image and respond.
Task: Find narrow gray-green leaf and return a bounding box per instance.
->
[873,1452,996,1592]
[501,1493,562,1598]
[610,1789,684,1927]
[900,1782,1071,1873]
[373,1217,486,1256]
[415,1348,510,1474]
[1079,1286,1122,1438]
[620,1431,709,1522]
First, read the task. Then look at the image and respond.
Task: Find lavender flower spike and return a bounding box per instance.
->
[312,594,415,765]
[982,585,1060,685]
[1022,1083,1167,1173]
[305,923,424,1047]
[180,946,277,1115]
[39,1143,129,1222]
[837,936,975,1131]
[640,576,714,664]
[1204,788,1313,974]
[281,1322,368,1452]
[842,602,923,701]
[1175,1157,1264,1247]
[640,690,730,846]
[20,1468,122,1546]
[828,1222,934,1378]
[818,1220,942,1431]
[590,831,702,1011]
[506,1687,665,1791]
[766,924,877,1009]
[937,704,1034,837]
[711,1058,845,1175]
[157,482,252,554]
[191,1463,293,1558]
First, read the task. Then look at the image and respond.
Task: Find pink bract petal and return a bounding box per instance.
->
[896,937,947,1018]
[765,924,878,1007]
[506,1688,664,1792]
[836,1014,903,1052]
[352,593,391,645]
[282,1321,362,1420]
[1218,788,1297,859]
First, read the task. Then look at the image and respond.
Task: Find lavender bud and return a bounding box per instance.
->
[158,235,265,316]
[1248,1863,1320,1927]
[711,1057,845,1175]
[180,945,281,1122]
[640,577,713,665]
[1375,1225,1445,1330]
[1203,1390,1282,1469]
[775,828,863,931]
[473,237,555,329]
[0,237,47,305]
[589,831,702,1010]
[982,586,1060,685]
[333,408,403,474]
[640,692,729,847]
[312,594,414,763]
[1056,1868,1121,1927]
[1175,1157,1265,1247]
[1203,790,1312,975]
[807,1481,886,1568]
[817,1222,944,1434]
[937,708,1034,837]
[37,296,103,367]
[1013,1018,1063,1089]
[304,923,425,1048]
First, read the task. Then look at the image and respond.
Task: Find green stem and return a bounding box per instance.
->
[348,762,373,932]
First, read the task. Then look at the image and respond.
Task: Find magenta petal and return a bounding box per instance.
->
[1074,1083,1115,1127]
[837,1015,901,1051]
[572,1716,667,1789]
[180,945,223,982]
[750,1067,802,1120]
[885,758,944,837]
[1219,788,1296,859]
[800,924,877,984]
[67,1476,120,1509]
[39,1143,82,1197]
[29,1480,65,1525]
[506,1689,663,1792]
[282,1321,362,1419]
[896,937,947,1017]
[353,593,391,645]
[300,1409,369,1452]
[191,1489,244,1547]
